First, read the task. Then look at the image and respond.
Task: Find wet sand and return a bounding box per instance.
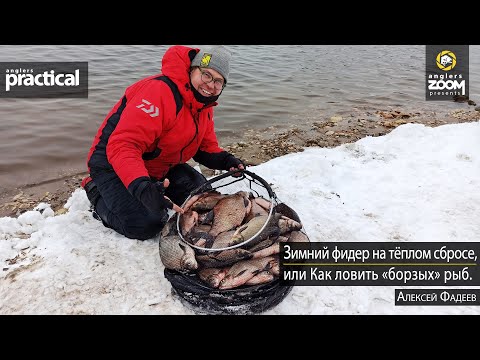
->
[1,105,479,218]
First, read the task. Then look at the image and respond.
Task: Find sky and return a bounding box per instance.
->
[0,121,479,315]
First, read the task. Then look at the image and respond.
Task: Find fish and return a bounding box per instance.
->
[161,215,178,237]
[244,270,275,286]
[182,191,220,212]
[179,210,198,235]
[191,192,226,212]
[277,235,290,243]
[210,230,236,249]
[288,230,310,243]
[182,193,203,212]
[268,257,280,276]
[229,214,276,247]
[208,192,250,237]
[218,256,276,289]
[278,215,302,234]
[198,267,229,288]
[191,224,212,234]
[274,203,302,223]
[197,210,214,225]
[244,198,269,222]
[196,248,253,268]
[242,192,253,216]
[251,242,280,259]
[247,237,277,253]
[159,234,198,272]
[253,197,272,212]
[186,231,215,248]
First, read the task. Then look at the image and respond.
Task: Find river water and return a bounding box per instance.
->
[0,45,478,190]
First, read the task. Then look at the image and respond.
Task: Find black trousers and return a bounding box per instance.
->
[90,163,208,240]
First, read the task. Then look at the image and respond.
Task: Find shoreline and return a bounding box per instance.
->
[1,106,479,218]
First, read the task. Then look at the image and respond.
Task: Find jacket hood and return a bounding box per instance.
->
[161,45,218,111]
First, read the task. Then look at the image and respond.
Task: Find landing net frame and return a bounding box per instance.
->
[176,169,279,252]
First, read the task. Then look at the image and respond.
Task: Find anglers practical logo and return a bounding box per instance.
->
[426,45,469,101]
[137,99,159,117]
[199,53,212,67]
[0,62,88,98]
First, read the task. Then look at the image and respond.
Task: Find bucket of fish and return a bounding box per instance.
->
[160,169,310,315]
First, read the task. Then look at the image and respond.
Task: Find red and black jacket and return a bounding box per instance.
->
[86,45,231,189]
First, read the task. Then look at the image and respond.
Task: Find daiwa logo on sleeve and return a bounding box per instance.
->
[0,62,88,98]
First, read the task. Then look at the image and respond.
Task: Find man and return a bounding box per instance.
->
[82,45,244,240]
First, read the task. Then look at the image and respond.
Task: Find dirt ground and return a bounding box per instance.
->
[1,106,479,219]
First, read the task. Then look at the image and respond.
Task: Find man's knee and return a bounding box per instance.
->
[82,176,101,207]
[121,212,168,241]
[168,164,207,186]
[165,163,210,205]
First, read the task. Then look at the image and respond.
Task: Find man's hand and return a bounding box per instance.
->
[129,178,184,216]
[224,154,245,176]
[156,179,184,214]
[228,163,245,172]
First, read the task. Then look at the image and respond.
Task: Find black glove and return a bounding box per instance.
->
[128,178,173,215]
[224,154,245,171]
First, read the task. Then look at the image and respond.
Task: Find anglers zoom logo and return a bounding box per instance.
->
[436,50,456,71]
[0,62,88,98]
[137,99,159,117]
[426,45,469,101]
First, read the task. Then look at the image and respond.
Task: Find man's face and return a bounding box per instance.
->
[190,67,225,97]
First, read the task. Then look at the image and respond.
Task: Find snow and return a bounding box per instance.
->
[1,122,479,314]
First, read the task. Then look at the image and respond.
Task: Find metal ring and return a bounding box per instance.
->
[176,170,276,252]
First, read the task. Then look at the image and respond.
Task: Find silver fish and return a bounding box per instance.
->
[277,235,290,243]
[191,192,226,212]
[247,237,277,253]
[179,210,198,236]
[198,267,229,288]
[245,198,269,223]
[196,248,253,268]
[278,215,302,234]
[254,197,272,212]
[211,230,236,249]
[219,256,276,289]
[251,243,280,259]
[229,214,270,246]
[244,270,275,286]
[182,193,203,212]
[269,257,280,276]
[161,216,177,237]
[159,234,198,272]
[288,230,310,243]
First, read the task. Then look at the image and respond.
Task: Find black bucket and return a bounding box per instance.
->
[164,268,294,315]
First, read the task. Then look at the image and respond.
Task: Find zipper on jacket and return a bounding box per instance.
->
[179,104,201,163]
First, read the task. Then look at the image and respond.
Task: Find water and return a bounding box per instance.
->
[0,45,478,190]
